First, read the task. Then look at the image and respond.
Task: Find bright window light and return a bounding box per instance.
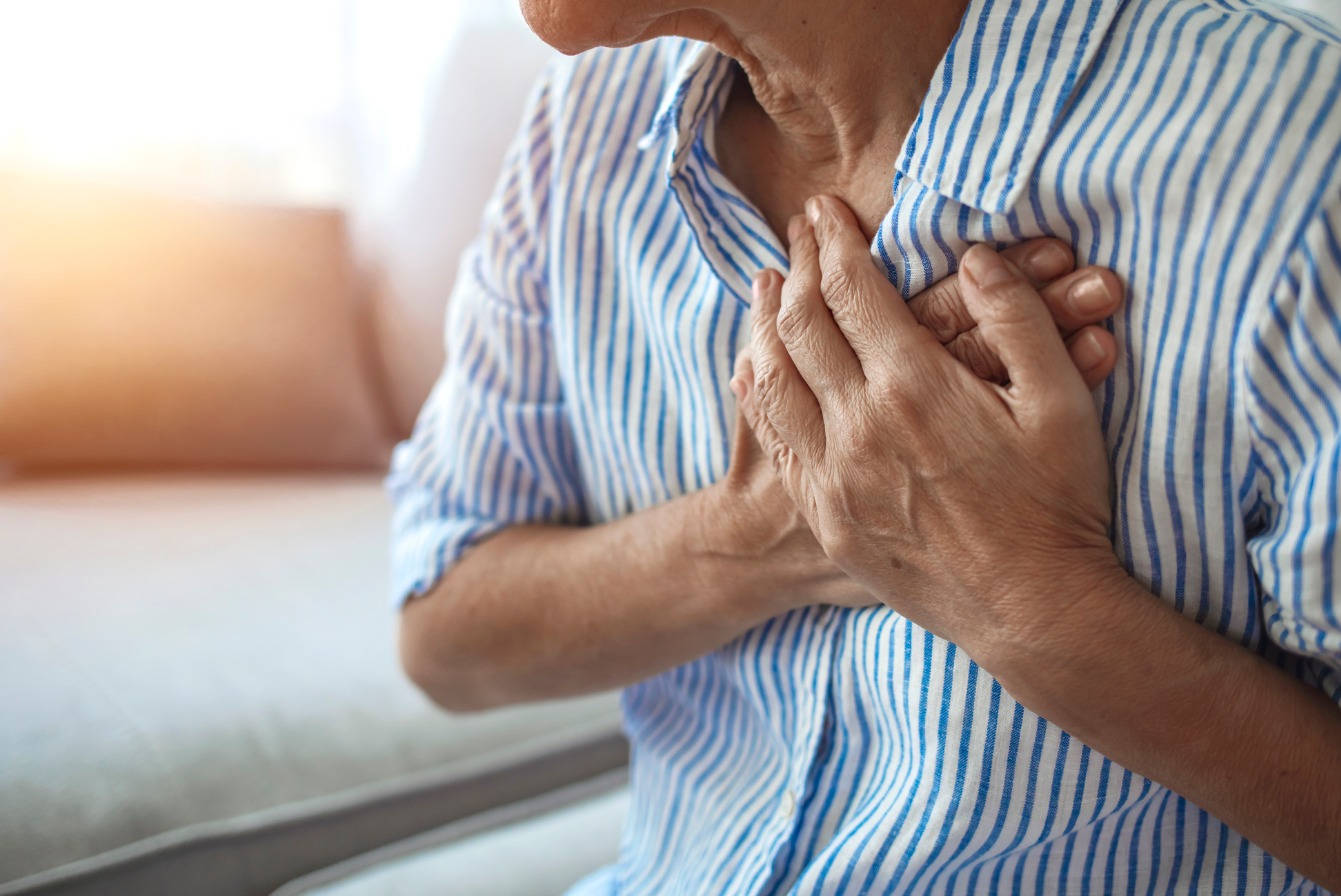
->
[0,0,354,203]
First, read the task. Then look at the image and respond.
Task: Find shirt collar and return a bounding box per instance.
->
[637,40,734,172]
[639,0,1123,211]
[898,0,1125,214]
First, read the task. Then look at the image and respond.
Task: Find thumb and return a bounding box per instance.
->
[958,244,1092,405]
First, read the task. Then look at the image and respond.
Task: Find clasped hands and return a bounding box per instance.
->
[725,195,1127,667]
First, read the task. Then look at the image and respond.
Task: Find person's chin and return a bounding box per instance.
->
[518,0,610,55]
[518,0,668,55]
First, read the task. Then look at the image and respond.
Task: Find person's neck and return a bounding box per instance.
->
[665,0,970,240]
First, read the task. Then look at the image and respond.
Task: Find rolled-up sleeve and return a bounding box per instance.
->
[1245,197,1341,705]
[386,71,588,606]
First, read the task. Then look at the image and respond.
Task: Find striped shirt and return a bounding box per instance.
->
[387,0,1341,891]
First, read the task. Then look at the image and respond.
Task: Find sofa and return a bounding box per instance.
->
[0,8,629,895]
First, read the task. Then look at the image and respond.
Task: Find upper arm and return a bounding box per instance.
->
[386,66,588,608]
[1245,197,1341,705]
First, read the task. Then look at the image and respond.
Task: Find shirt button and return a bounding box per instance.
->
[780,789,797,820]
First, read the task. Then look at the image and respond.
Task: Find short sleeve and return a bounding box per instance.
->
[385,69,588,606]
[1244,197,1341,704]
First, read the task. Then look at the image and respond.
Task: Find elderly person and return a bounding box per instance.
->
[389,0,1341,891]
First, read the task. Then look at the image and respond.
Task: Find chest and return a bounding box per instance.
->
[550,121,1270,635]
[878,173,1266,633]
[548,231,749,518]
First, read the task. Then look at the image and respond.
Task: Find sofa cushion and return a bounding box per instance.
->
[272,773,628,896]
[0,174,392,470]
[0,474,624,896]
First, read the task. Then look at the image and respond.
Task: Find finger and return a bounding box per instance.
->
[908,239,1075,344]
[1036,266,1124,335]
[944,328,1009,384]
[805,195,917,361]
[734,354,811,505]
[938,325,1121,391]
[750,268,826,463]
[940,262,1123,383]
[778,216,864,404]
[1066,325,1119,391]
[958,244,1092,404]
[1004,238,1075,287]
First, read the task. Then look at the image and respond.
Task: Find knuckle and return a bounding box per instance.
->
[819,260,858,303]
[774,297,812,347]
[951,332,1006,383]
[977,279,1045,323]
[914,286,966,343]
[874,375,933,426]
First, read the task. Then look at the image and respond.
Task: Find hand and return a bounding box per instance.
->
[707,399,877,610]
[713,216,1122,617]
[740,194,1121,657]
[906,237,1122,390]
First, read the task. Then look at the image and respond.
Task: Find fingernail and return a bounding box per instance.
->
[1067,272,1114,316]
[1073,330,1108,371]
[1024,242,1071,280]
[806,197,821,224]
[751,274,764,304]
[729,377,743,398]
[963,246,1013,287]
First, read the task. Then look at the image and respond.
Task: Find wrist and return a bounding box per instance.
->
[685,482,806,623]
[973,557,1141,699]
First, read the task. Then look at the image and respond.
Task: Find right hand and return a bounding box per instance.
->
[710,234,1124,615]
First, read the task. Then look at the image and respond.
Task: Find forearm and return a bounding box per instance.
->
[399,487,792,712]
[986,571,1341,890]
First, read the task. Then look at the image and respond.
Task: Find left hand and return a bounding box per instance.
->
[738,195,1121,660]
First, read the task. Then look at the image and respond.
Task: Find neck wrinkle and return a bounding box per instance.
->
[703,0,970,172]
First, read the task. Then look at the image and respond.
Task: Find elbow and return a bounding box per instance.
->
[397,595,509,714]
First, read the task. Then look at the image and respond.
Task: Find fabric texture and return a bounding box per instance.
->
[0,474,624,896]
[387,0,1341,892]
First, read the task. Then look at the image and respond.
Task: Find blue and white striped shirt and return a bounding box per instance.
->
[388,0,1341,891]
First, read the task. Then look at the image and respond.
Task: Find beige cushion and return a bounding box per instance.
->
[0,172,392,469]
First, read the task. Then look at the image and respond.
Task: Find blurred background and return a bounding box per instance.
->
[0,0,556,473]
[0,0,551,212]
